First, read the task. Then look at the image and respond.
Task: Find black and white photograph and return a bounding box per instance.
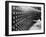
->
[12,6,41,31]
[5,1,45,36]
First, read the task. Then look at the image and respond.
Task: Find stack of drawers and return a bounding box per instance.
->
[12,6,27,31]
